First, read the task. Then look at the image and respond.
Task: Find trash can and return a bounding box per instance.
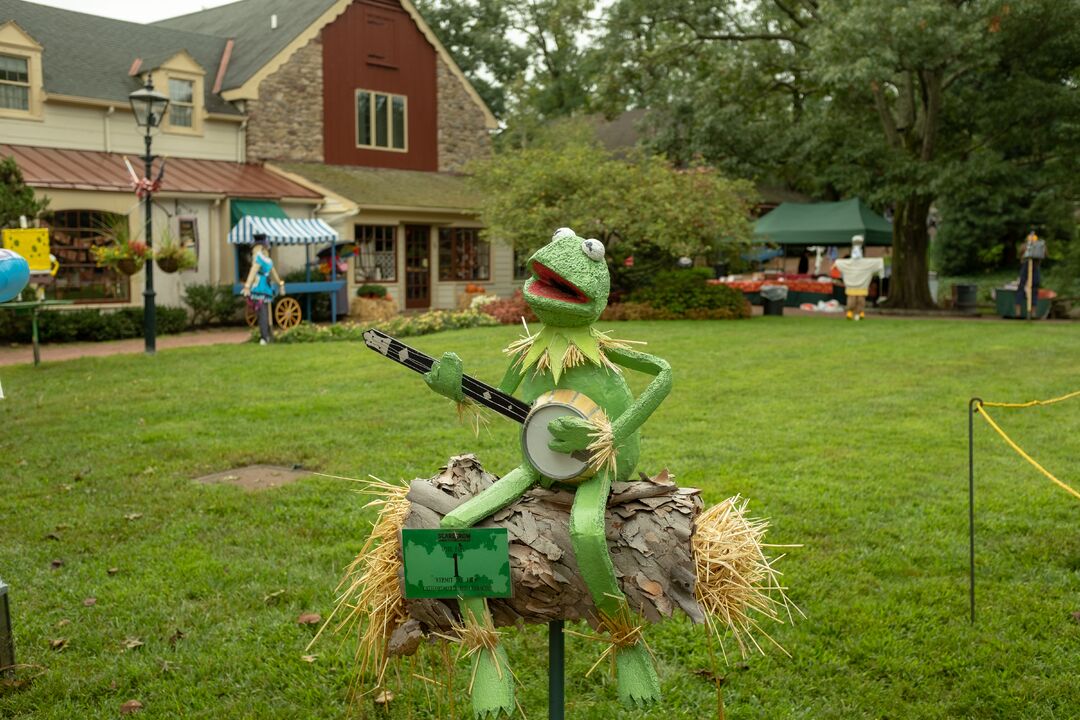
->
[952,283,978,313]
[760,285,787,316]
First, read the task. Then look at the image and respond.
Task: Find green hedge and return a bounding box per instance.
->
[272,310,499,344]
[182,283,243,327]
[629,268,750,318]
[0,306,189,344]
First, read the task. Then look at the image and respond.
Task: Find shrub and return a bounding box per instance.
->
[629,268,750,318]
[478,290,537,325]
[356,284,388,298]
[0,306,189,343]
[283,269,333,321]
[273,310,499,344]
[183,283,243,327]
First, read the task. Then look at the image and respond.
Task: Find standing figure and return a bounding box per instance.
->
[1016,230,1046,319]
[241,233,285,344]
[833,235,884,320]
[424,228,671,717]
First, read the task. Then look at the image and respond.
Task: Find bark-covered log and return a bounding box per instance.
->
[394,455,705,650]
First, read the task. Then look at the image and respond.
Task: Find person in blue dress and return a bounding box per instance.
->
[241,233,285,344]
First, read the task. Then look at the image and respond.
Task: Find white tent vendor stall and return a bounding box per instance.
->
[228,215,345,326]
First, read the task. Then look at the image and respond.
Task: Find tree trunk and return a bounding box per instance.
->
[390,455,705,655]
[886,194,937,309]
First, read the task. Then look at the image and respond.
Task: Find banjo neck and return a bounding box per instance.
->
[362,328,532,424]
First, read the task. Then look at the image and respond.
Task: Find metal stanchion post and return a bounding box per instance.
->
[549,619,564,720]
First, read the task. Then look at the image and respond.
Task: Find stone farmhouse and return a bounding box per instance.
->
[0,0,513,312]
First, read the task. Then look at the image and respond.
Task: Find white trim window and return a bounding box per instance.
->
[0,53,29,111]
[356,89,407,151]
[168,77,195,128]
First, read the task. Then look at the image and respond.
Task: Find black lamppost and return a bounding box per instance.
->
[128,79,169,354]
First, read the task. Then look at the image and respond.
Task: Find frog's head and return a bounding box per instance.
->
[523,227,609,326]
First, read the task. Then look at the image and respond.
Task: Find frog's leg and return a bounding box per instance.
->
[570,469,661,708]
[441,463,539,719]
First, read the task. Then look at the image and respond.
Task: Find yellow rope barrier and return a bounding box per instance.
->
[980,389,1080,409]
[974,398,1080,501]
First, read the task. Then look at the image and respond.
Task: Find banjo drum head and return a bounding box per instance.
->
[522,390,603,483]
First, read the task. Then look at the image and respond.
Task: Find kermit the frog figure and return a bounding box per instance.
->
[424,227,672,717]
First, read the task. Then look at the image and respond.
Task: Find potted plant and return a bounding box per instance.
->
[356,283,388,299]
[155,229,197,274]
[90,215,149,276]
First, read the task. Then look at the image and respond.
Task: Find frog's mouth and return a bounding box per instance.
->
[529,261,589,304]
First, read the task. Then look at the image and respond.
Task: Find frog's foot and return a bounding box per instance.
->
[470,644,515,719]
[615,642,661,708]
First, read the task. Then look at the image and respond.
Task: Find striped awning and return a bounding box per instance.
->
[227,215,340,245]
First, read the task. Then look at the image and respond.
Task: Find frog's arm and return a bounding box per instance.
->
[605,346,671,440]
[497,355,525,396]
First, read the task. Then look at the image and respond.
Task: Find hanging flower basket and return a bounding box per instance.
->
[116,258,142,276]
[157,256,180,274]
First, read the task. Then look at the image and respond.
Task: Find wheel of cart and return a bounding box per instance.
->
[228,212,345,330]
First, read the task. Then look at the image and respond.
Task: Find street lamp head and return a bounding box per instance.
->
[129,78,169,129]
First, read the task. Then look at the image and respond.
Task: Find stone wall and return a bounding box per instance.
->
[436,56,491,172]
[246,35,324,163]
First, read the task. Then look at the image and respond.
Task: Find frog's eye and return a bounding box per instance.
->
[581,238,605,262]
[552,227,576,242]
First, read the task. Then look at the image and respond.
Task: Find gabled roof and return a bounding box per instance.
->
[279,162,480,212]
[153,0,340,92]
[0,0,239,115]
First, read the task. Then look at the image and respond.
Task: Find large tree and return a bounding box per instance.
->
[599,0,1080,308]
[466,123,755,288]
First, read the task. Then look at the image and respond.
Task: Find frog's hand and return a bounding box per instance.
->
[605,347,672,442]
[423,351,465,402]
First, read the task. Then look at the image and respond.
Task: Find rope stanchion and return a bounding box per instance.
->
[967,390,1079,623]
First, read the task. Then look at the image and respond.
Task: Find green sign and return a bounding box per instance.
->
[401,528,512,599]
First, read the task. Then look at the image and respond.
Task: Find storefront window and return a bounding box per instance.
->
[47,210,131,302]
[355,224,396,282]
[438,228,489,281]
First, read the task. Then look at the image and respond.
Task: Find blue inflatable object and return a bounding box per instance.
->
[0,248,31,303]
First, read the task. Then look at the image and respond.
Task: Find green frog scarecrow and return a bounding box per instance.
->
[422,227,671,716]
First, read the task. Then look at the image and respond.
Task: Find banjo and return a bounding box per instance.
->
[362,328,605,483]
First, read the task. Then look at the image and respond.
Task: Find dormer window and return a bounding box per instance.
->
[0,54,29,110]
[168,78,195,127]
[356,89,407,151]
[0,21,43,119]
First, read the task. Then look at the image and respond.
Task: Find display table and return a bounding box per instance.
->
[710,278,836,307]
[0,299,76,366]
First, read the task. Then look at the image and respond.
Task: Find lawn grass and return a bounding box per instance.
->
[1,316,1078,719]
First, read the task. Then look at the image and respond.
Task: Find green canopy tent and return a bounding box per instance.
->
[753,198,893,246]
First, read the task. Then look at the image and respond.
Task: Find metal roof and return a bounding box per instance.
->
[153,0,340,91]
[0,0,239,115]
[1,144,322,200]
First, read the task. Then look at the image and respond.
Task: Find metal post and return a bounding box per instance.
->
[0,578,13,676]
[968,397,980,624]
[548,620,564,720]
[31,304,40,366]
[143,131,156,355]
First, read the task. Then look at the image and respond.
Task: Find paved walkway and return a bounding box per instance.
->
[0,327,251,367]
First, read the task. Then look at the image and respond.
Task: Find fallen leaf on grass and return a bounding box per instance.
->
[55,523,71,530]
[168,629,185,646]
[45,533,60,541]
[108,567,119,576]
[263,589,285,604]
[59,484,72,492]
[1071,611,1080,624]
[55,619,70,628]
[160,660,175,673]
[50,638,68,651]
[120,699,143,714]
[693,668,727,685]
[124,513,143,521]
[50,559,63,569]
[123,637,144,651]
[296,613,321,625]
[300,655,317,663]
[83,597,97,607]
[374,690,394,705]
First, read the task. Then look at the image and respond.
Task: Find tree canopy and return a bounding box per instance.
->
[0,156,48,230]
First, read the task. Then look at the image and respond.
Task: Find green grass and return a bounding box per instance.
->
[1,317,1078,719]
